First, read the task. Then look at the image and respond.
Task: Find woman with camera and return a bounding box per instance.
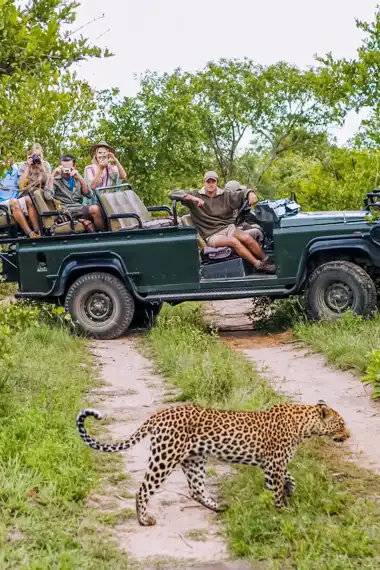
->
[84,141,127,193]
[10,143,52,238]
[18,143,51,190]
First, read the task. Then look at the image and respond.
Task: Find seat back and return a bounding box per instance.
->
[32,189,85,234]
[123,190,152,222]
[97,192,120,231]
[180,214,193,227]
[97,191,139,231]
[180,214,206,249]
[97,187,174,231]
[0,211,12,230]
[32,189,57,229]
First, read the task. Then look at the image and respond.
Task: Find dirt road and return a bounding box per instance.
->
[207,300,380,474]
[88,338,251,570]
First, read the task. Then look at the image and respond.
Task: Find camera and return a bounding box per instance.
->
[62,167,72,175]
[31,154,41,165]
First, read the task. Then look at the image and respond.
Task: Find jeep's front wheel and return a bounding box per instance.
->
[305,261,377,321]
[64,272,135,340]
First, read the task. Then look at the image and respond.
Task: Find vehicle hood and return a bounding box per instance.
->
[280,210,368,228]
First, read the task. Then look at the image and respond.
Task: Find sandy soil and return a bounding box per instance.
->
[207,300,380,475]
[88,337,251,570]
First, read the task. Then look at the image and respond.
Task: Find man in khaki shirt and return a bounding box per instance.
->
[170,171,275,274]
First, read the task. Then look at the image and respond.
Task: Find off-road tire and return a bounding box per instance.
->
[305,261,377,321]
[130,301,163,330]
[64,272,135,340]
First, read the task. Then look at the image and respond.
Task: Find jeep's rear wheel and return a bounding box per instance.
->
[64,272,135,340]
[305,261,377,321]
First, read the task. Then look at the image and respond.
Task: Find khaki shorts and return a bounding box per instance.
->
[67,205,91,220]
[206,224,236,247]
[2,196,28,215]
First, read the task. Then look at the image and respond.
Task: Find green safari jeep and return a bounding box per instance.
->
[0,184,379,339]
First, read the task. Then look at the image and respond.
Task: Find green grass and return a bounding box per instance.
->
[147,302,282,410]
[294,311,380,374]
[146,303,380,570]
[0,325,129,569]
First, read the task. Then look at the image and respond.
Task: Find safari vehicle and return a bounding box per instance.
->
[0,183,379,340]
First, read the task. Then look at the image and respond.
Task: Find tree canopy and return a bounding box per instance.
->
[3,1,380,210]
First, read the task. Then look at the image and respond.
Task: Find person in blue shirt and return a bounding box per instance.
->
[0,151,41,238]
[0,155,19,200]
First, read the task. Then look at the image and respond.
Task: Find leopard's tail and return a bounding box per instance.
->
[76,408,151,453]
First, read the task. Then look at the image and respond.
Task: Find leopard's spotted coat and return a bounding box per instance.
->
[76,401,349,526]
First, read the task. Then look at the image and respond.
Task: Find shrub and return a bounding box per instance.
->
[0,300,73,333]
[250,296,307,332]
[362,349,380,399]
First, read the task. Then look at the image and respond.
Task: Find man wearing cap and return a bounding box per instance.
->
[84,141,127,192]
[225,179,264,243]
[224,180,246,192]
[170,171,275,273]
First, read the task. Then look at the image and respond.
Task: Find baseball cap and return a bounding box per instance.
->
[203,170,219,182]
[224,180,241,191]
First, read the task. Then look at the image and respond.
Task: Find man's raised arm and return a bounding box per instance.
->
[227,188,259,210]
[169,189,204,207]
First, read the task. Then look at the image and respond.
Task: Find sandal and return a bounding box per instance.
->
[27,230,41,239]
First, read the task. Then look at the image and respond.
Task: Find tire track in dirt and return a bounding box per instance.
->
[206,300,380,475]
[87,337,251,570]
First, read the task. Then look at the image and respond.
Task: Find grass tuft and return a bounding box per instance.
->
[294,311,380,374]
[147,303,282,410]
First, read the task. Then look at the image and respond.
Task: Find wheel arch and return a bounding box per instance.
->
[292,238,380,293]
[52,252,142,302]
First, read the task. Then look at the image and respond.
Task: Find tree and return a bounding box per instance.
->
[191,59,253,181]
[317,6,380,146]
[244,62,344,186]
[0,0,110,81]
[0,0,111,158]
[94,58,343,201]
[94,72,210,203]
[260,142,380,211]
[1,72,98,162]
[191,59,341,186]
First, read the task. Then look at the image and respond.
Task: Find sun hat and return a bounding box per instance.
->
[90,140,116,156]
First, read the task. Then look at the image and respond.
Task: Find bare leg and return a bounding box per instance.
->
[209,235,260,265]
[10,199,39,237]
[233,228,265,260]
[25,196,40,233]
[89,204,105,231]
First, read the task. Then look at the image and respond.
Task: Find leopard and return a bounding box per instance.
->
[76,400,349,526]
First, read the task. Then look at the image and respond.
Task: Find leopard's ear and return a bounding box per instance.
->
[317,400,329,419]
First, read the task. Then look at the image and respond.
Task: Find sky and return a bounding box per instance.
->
[73,0,378,144]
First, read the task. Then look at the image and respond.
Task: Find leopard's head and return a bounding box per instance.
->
[311,400,350,442]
